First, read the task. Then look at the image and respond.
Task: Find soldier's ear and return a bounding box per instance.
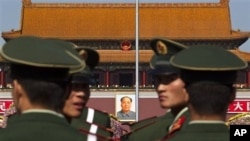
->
[12,80,26,110]
[12,80,22,98]
[183,88,189,102]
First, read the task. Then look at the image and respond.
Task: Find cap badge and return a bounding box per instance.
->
[79,49,88,60]
[156,41,168,55]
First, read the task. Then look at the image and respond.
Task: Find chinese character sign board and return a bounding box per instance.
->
[0,98,249,114]
[0,99,14,114]
[228,99,250,113]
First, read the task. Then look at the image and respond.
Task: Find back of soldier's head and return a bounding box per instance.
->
[170,45,247,115]
[0,36,85,112]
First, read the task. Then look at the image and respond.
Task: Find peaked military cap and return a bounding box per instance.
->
[170,45,248,84]
[75,47,100,70]
[149,38,188,75]
[45,38,88,74]
[72,47,100,84]
[0,36,85,80]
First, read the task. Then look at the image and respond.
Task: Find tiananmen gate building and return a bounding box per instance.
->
[1,0,250,119]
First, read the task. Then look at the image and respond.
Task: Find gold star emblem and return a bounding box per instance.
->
[78,49,88,60]
[156,41,168,55]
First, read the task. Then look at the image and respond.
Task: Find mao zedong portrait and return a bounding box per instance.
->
[116,96,136,120]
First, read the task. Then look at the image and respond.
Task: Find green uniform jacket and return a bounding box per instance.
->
[151,108,190,141]
[127,112,174,141]
[166,123,229,141]
[72,119,112,138]
[71,107,111,128]
[129,116,158,131]
[71,107,113,138]
[0,113,86,141]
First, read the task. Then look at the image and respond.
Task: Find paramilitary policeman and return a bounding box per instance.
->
[0,36,86,141]
[63,46,114,140]
[126,38,190,141]
[63,46,100,121]
[163,45,248,141]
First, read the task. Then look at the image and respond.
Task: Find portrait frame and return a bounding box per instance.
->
[115,92,136,122]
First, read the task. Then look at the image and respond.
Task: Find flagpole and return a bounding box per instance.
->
[135,0,139,121]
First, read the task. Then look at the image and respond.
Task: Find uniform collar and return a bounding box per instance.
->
[168,107,188,131]
[22,109,64,118]
[189,120,225,124]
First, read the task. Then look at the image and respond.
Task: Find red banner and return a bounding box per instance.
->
[0,99,14,114]
[228,99,250,113]
[0,99,250,114]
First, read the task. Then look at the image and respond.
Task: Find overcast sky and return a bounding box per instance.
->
[0,0,250,51]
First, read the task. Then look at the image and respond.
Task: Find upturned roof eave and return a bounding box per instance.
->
[2,30,249,41]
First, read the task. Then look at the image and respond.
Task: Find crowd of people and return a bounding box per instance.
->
[0,36,248,141]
